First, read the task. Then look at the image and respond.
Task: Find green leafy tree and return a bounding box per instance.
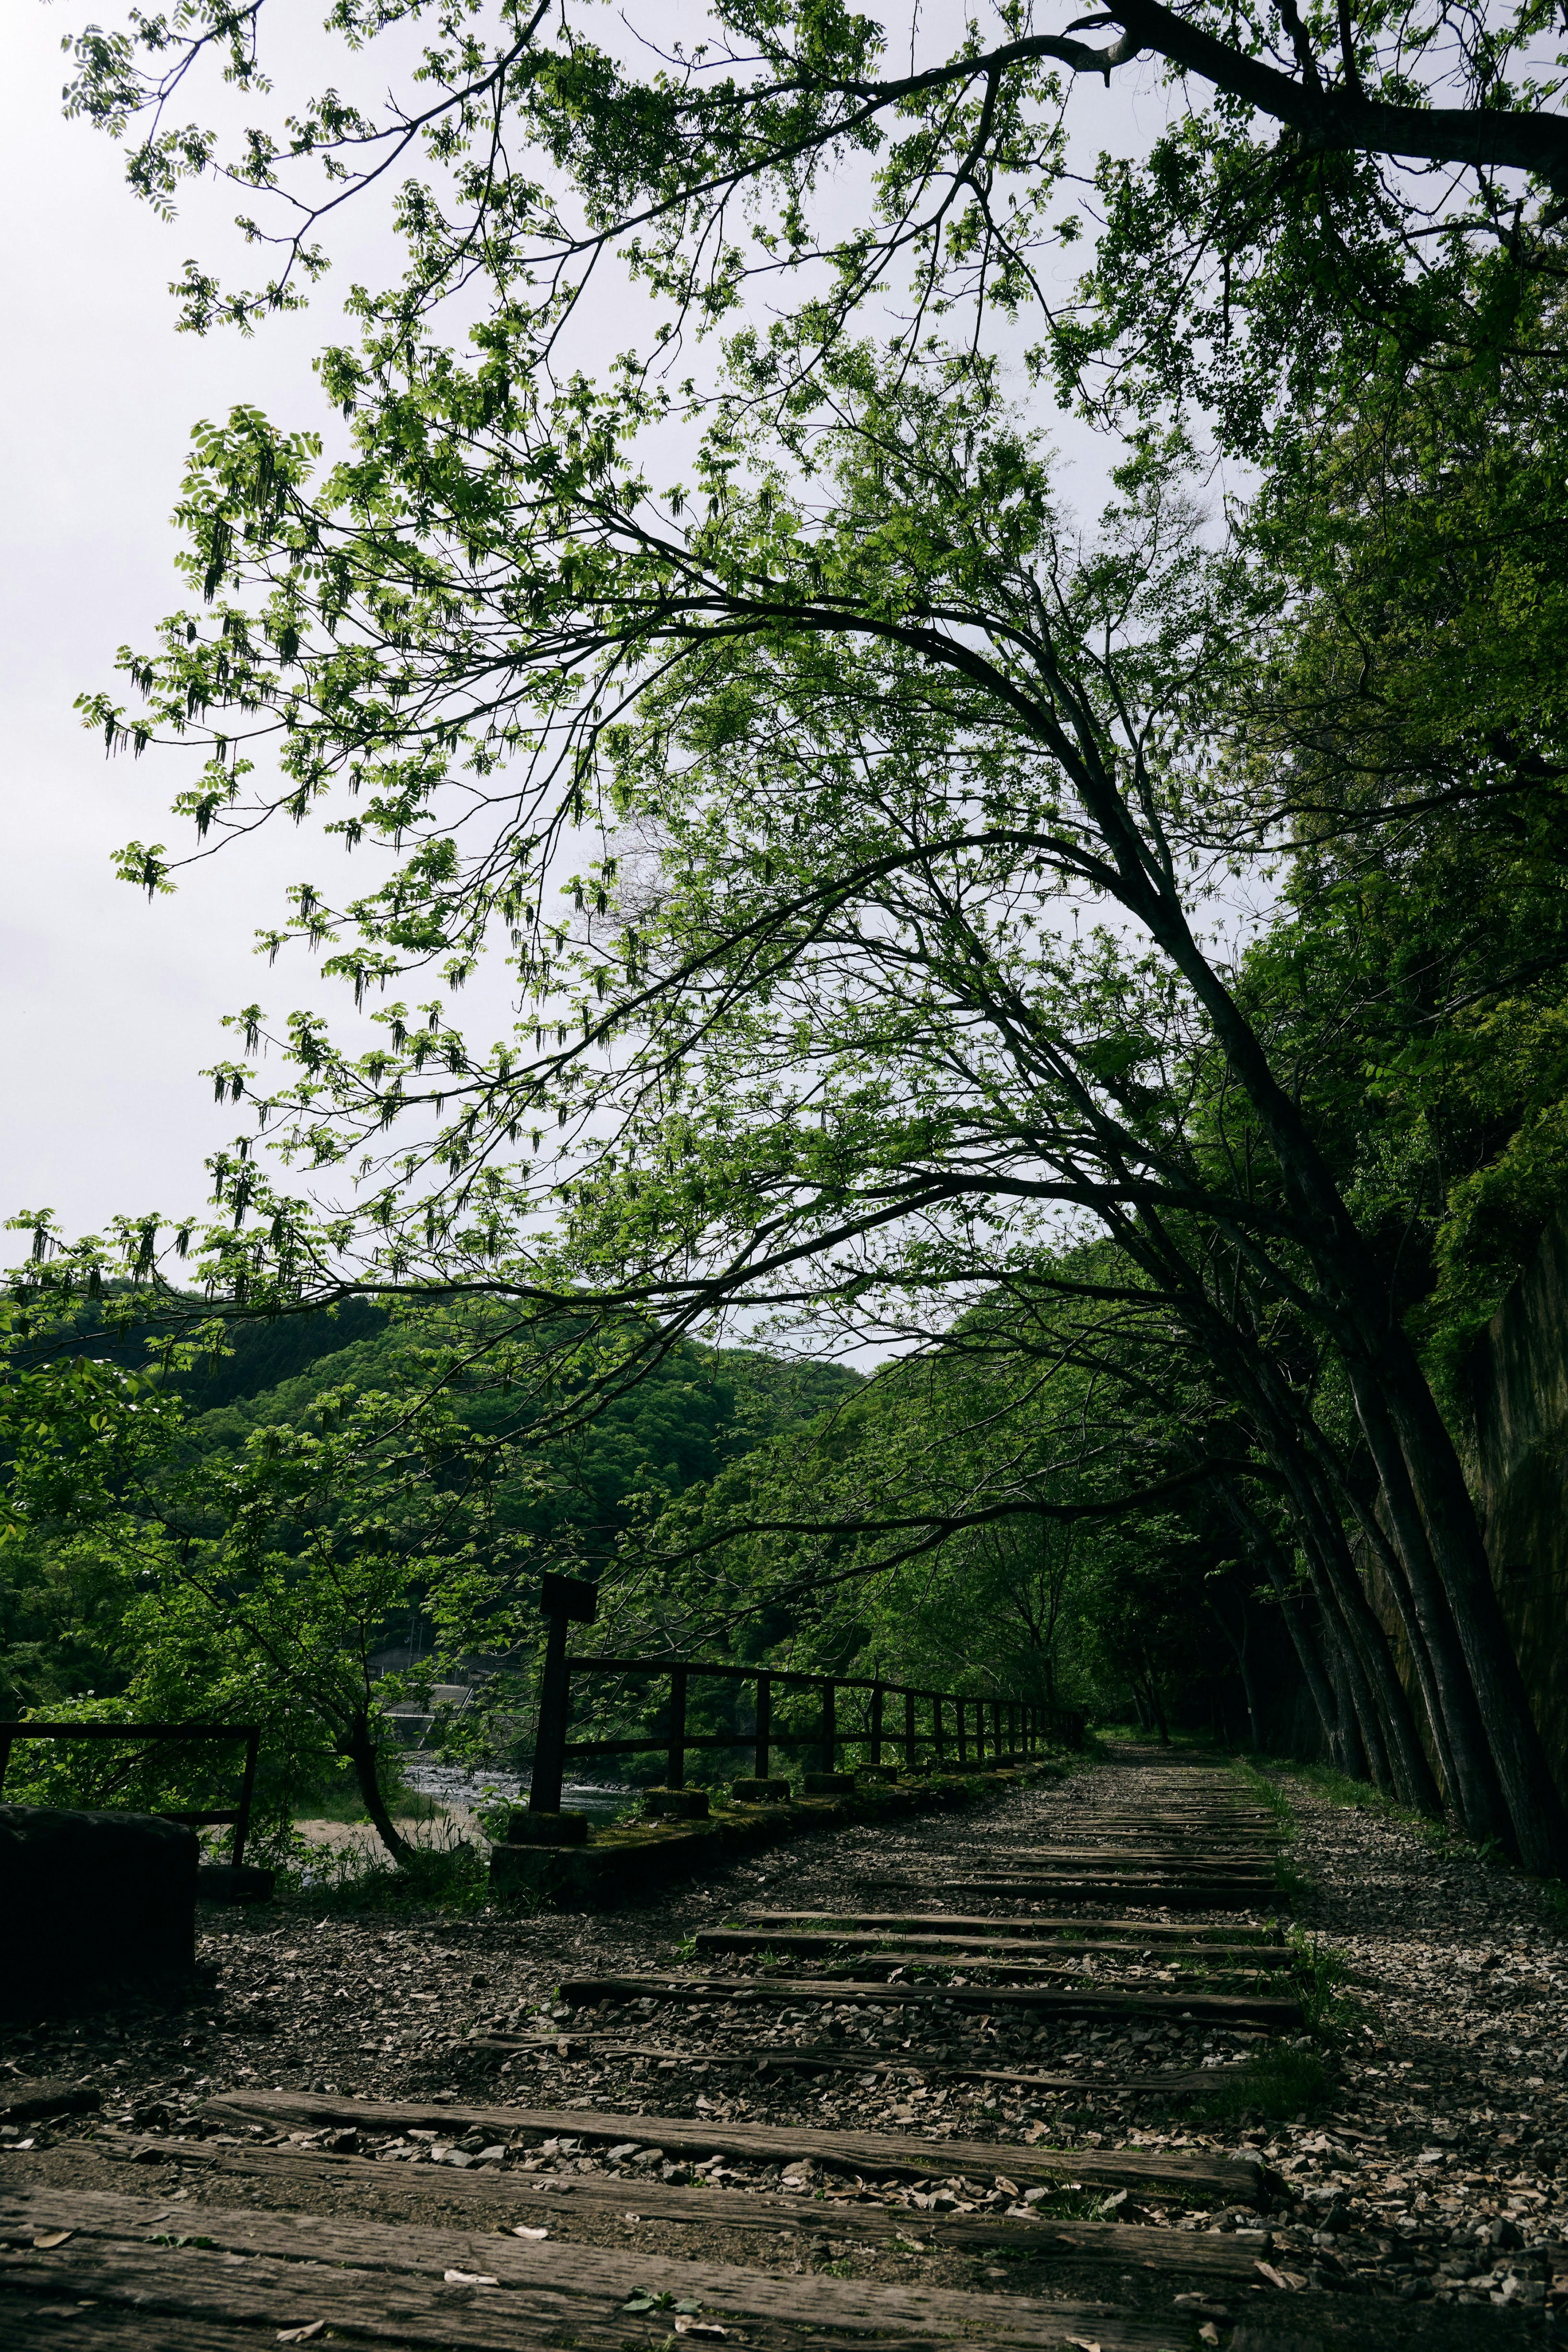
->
[22,0,1568,1859]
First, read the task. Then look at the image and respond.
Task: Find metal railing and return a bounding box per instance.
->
[0,1721,261,1867]
[525,1576,1085,1814]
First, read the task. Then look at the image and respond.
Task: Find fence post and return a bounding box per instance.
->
[755,1673,773,1780]
[992,1697,1003,1760]
[821,1681,837,1773]
[956,1697,968,1767]
[529,1573,598,1814]
[870,1679,884,1768]
[667,1665,688,1790]
[1008,1701,1017,1759]
[904,1688,917,1774]
[233,1728,261,1868]
[933,1694,945,1766]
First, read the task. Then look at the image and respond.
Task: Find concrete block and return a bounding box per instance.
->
[731,1777,792,1802]
[505,1810,590,1846]
[0,1804,198,2002]
[801,1771,858,1797]
[642,1788,710,1820]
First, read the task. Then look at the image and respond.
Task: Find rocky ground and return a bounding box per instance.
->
[5,1749,1567,2341]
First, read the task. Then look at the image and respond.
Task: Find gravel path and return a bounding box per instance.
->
[4,1746,1564,2343]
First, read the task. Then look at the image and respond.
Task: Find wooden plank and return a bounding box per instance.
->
[557,1972,1303,2027]
[893,1882,1274,1911]
[0,2185,1200,2352]
[741,1912,1276,1943]
[696,1928,1293,1970]
[467,2038,1253,2100]
[81,2132,1274,2276]
[944,1874,1274,1887]
[723,1949,1285,1986]
[931,1850,1275,1866]
[944,1864,1276,1882]
[1050,1820,1277,1833]
[203,2089,1270,2203]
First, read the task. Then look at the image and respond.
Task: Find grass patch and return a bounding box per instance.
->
[1230,1755,1296,1828]
[1247,1754,1450,1845]
[1286,1924,1353,2034]
[278,1819,492,1915]
[292,1784,445,1826]
[1190,2040,1334,2127]
[1229,1757,1315,1904]
[1273,1850,1314,1906]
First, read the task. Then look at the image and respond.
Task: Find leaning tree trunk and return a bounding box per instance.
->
[1277,1475,1393,1790]
[1123,825,1568,1872]
[1335,1457,1466,1815]
[1291,1447,1442,1815]
[344,1711,414,1864]
[1225,1378,1435,1809]
[1345,1364,1512,1844]
[1243,1531,1343,1763]
[1206,1597,1262,1750]
[1372,1336,1568,1873]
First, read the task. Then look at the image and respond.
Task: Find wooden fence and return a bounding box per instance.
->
[527,1575,1085,1814]
[0,1720,261,1866]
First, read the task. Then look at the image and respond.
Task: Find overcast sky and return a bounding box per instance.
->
[1,4,1168,1262]
[1,7,368,1245]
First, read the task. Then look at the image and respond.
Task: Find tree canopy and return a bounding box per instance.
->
[11,0,1568,1869]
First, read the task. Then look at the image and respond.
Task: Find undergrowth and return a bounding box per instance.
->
[1287,1924,1353,2033]
[1190,2040,1334,2126]
[1229,1756,1314,1906]
[277,1823,493,1915]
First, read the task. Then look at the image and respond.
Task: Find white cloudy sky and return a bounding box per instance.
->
[1,3,1167,1255]
[1,7,365,1243]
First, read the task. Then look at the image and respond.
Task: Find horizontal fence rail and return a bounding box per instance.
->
[523,1578,1085,1815]
[0,1721,261,1868]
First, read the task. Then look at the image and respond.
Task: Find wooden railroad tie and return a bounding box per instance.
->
[82,2131,1277,2277]
[0,2183,1205,2352]
[474,2035,1278,2103]
[738,1913,1281,1944]
[204,2090,1273,2205]
[695,1928,1294,1971]
[924,1850,1276,1867]
[555,1971,1303,2029]
[870,1880,1278,1912]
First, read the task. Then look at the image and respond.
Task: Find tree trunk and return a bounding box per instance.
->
[1375,1339,1568,1870]
[1334,1460,1464,1813]
[1345,1363,1511,1843]
[345,1711,413,1864]
[1328,1641,1369,1780]
[1236,1391,1433,1807]
[1290,1450,1442,1813]
[1206,1595,1262,1750]
[1143,1657,1172,1743]
[1108,817,1568,1870]
[1243,1525,1341,1761]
